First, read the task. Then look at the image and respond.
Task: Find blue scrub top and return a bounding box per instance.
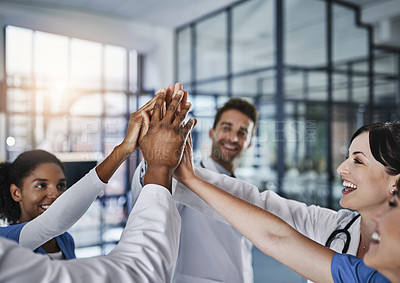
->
[0,222,76,259]
[331,253,389,283]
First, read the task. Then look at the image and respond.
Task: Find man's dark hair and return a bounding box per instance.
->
[213,98,258,135]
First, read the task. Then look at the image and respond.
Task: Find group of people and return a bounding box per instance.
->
[0,82,399,282]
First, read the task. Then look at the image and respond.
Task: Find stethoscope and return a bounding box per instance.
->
[324,214,360,254]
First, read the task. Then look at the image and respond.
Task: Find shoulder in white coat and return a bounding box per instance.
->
[0,184,180,283]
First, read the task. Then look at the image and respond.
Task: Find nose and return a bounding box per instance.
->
[336,159,350,176]
[228,132,239,143]
[46,185,61,199]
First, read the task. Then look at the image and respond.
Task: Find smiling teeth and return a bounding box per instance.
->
[223,144,236,150]
[41,205,50,209]
[371,232,381,243]
[342,181,357,189]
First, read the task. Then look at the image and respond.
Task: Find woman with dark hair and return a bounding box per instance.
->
[174,131,399,281]
[0,84,182,259]
[0,150,78,259]
[170,121,400,280]
[0,150,65,225]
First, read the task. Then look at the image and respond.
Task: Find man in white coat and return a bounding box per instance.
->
[0,88,195,283]
[133,98,258,283]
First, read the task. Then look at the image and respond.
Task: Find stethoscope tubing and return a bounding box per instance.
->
[324,214,361,254]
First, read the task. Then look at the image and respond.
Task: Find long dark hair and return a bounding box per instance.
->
[351,122,400,176]
[0,150,65,224]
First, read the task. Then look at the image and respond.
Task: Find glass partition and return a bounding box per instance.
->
[196,14,228,81]
[333,4,368,64]
[174,1,399,282]
[177,27,191,84]
[285,0,326,67]
[232,0,275,72]
[4,25,138,257]
[174,0,400,210]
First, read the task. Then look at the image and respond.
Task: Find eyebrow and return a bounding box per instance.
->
[32,178,66,182]
[221,122,249,133]
[350,151,366,157]
[220,122,233,127]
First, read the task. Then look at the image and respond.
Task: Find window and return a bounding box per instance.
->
[5,25,138,257]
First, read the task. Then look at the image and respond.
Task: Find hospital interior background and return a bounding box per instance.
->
[0,0,399,282]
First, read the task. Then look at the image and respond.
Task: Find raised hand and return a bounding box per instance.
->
[120,92,163,155]
[95,92,162,183]
[174,132,197,186]
[164,83,188,118]
[139,89,195,191]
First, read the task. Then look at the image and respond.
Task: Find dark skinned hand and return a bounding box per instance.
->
[139,88,195,192]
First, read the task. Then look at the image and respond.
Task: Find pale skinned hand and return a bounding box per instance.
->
[163,82,188,119]
[139,89,195,190]
[119,92,163,155]
[174,131,197,186]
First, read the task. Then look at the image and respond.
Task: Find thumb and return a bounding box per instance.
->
[139,111,151,143]
[181,118,196,143]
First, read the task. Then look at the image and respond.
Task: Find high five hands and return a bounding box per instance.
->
[139,85,196,192]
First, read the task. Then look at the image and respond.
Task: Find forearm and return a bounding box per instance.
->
[182,176,286,245]
[182,176,334,283]
[175,167,324,238]
[96,144,130,183]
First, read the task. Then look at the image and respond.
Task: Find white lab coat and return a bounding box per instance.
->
[174,158,253,283]
[172,167,362,280]
[0,185,180,283]
[132,159,253,283]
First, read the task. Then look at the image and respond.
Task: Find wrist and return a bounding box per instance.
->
[144,164,174,193]
[95,144,130,184]
[180,171,199,188]
[113,144,131,160]
[118,139,138,156]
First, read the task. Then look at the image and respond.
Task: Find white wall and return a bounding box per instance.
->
[0,2,175,89]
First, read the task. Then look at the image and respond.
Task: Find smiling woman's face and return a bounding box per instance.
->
[364,188,400,281]
[336,132,397,214]
[10,162,66,223]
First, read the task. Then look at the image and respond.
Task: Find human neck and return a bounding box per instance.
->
[385,270,400,283]
[357,213,375,257]
[210,155,235,175]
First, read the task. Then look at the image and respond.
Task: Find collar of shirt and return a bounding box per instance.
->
[199,158,235,178]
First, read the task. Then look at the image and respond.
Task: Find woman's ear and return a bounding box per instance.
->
[395,176,400,190]
[10,184,22,202]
